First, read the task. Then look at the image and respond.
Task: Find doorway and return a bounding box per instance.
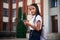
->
[51,15,58,33]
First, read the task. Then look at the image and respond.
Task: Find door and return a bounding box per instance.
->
[52,15,58,33]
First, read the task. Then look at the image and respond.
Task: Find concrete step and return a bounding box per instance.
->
[0,38,28,40]
[26,33,60,40]
[47,33,60,40]
[0,38,59,40]
[0,32,16,37]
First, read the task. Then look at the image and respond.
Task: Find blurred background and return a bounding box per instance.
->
[0,0,60,40]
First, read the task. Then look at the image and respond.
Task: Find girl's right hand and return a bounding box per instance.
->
[24,20,29,26]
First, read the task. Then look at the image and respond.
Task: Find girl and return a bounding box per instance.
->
[24,3,42,40]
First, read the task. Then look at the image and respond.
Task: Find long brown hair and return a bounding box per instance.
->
[30,3,41,23]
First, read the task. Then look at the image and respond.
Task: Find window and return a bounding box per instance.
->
[4,8,16,17]
[4,0,8,3]
[4,8,8,17]
[3,22,16,32]
[13,9,16,17]
[3,22,8,31]
[13,0,22,3]
[12,22,16,32]
[19,0,22,1]
[4,0,22,3]
[50,0,57,8]
[13,0,16,3]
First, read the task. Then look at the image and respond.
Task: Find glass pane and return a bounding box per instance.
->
[3,22,8,31]
[13,9,16,17]
[4,8,8,17]
[4,0,8,3]
[51,0,57,7]
[4,0,22,3]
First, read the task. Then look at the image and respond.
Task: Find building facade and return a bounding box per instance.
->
[0,0,60,39]
[44,0,60,33]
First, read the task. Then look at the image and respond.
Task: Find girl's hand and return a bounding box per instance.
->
[24,20,30,26]
[24,21,27,25]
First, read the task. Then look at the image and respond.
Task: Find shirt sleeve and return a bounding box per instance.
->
[36,15,42,29]
[36,15,42,23]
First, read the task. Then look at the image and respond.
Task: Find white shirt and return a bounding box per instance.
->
[29,15,42,30]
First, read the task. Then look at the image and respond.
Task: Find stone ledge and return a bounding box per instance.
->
[47,33,60,39]
[0,32,16,37]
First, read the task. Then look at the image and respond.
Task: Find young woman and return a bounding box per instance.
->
[24,3,42,40]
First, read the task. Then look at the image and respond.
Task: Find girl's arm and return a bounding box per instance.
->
[27,20,41,31]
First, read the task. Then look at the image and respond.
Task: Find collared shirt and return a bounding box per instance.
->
[29,15,42,30]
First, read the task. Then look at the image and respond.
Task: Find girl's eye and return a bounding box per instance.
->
[32,8,34,10]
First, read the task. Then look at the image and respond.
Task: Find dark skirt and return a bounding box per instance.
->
[29,30,40,40]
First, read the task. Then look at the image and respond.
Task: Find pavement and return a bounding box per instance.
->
[0,38,28,40]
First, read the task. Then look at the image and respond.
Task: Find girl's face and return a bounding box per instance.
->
[29,6,36,15]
